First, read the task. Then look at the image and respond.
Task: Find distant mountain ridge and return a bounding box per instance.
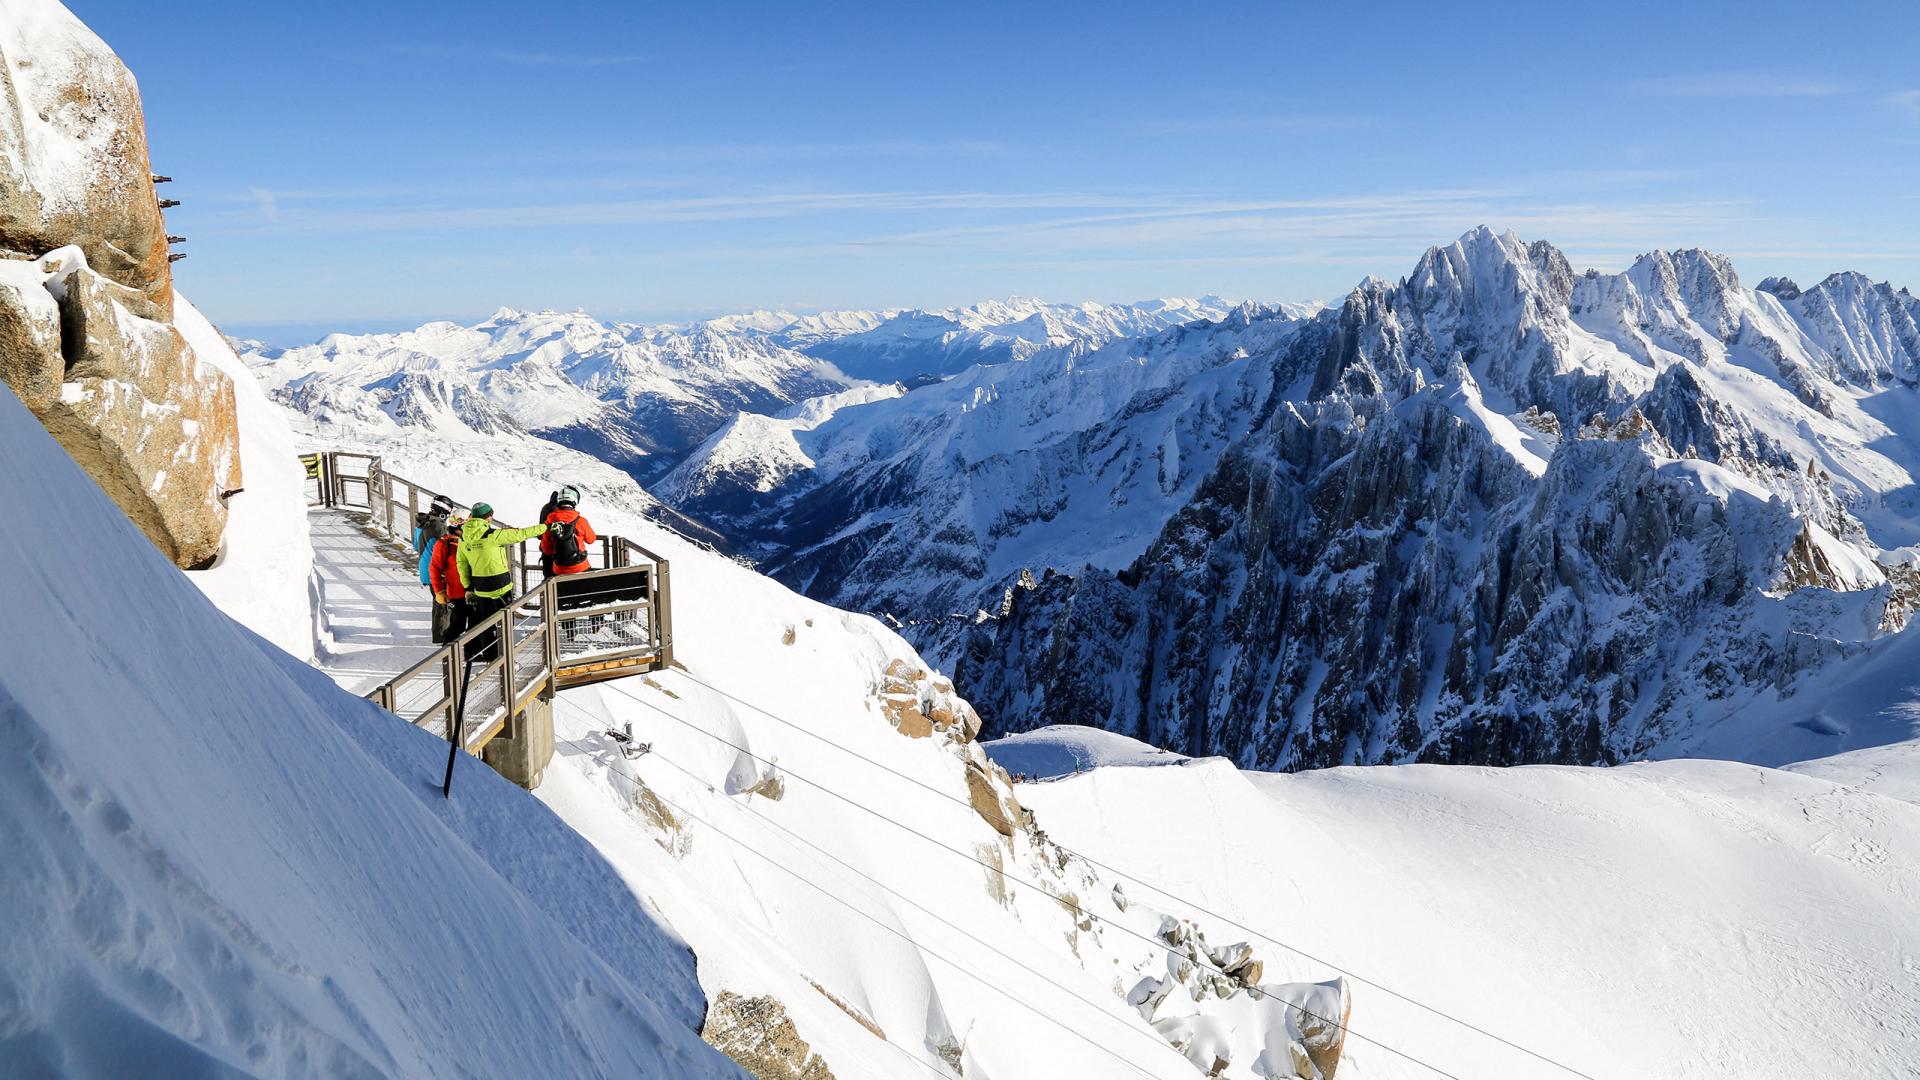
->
[242,295,1245,481]
[657,300,1317,626]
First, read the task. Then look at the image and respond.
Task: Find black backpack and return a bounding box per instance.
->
[549,517,584,567]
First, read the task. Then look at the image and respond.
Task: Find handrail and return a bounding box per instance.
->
[302,450,674,755]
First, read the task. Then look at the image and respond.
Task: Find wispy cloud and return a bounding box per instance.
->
[247,186,279,223]
[1888,89,1920,119]
[191,190,1171,235]
[1135,114,1378,137]
[368,43,644,68]
[1627,72,1846,98]
[580,139,1014,164]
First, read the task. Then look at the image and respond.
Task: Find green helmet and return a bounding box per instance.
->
[471,501,494,519]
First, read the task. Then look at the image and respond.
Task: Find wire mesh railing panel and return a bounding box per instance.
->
[550,568,655,667]
[389,659,455,737]
[510,597,549,692]
[460,661,509,744]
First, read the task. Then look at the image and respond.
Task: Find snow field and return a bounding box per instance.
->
[1015,743,1920,1079]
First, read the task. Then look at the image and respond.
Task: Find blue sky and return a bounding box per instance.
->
[70,0,1920,342]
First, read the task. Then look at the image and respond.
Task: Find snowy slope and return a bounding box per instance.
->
[178,294,318,660]
[1785,737,1920,805]
[1011,734,1920,1079]
[657,382,908,508]
[985,724,1190,778]
[0,385,743,1079]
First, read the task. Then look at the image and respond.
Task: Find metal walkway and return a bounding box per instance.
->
[304,451,674,758]
[311,508,441,696]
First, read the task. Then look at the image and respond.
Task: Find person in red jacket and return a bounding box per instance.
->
[541,485,597,575]
[541,485,600,620]
[428,516,469,644]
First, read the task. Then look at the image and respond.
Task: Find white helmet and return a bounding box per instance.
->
[556,484,582,507]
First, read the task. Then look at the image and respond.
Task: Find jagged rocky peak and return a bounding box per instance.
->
[1403,226,1576,323]
[1784,269,1920,385]
[939,228,1920,773]
[0,0,239,568]
[1621,247,1745,340]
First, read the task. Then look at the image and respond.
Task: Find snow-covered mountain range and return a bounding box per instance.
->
[658,228,1920,774]
[241,296,1241,484]
[962,230,1920,769]
[785,295,1246,382]
[657,301,1314,622]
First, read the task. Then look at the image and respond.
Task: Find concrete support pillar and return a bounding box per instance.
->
[483,693,555,790]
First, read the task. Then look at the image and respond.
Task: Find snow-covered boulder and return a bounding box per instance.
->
[0,2,241,569]
[0,0,172,308]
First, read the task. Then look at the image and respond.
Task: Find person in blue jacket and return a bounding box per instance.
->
[413,494,455,588]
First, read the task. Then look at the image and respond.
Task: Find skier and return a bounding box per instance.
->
[413,494,454,590]
[541,484,598,578]
[428,514,469,645]
[455,502,547,661]
[414,495,455,638]
[536,490,559,579]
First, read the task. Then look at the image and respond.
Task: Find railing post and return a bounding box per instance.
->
[383,471,395,536]
[543,577,560,688]
[408,481,419,542]
[446,637,463,743]
[654,558,673,668]
[502,601,518,739]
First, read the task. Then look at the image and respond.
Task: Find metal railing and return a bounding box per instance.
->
[302,450,674,753]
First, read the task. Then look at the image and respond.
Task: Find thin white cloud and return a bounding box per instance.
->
[1888,89,1920,119]
[1137,114,1378,137]
[1627,73,1846,98]
[583,139,1014,164]
[191,190,1189,234]
[371,43,643,68]
[247,186,279,223]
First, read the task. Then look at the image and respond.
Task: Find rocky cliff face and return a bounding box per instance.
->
[0,0,239,567]
[939,229,1920,769]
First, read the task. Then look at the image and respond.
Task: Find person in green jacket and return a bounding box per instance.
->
[456,502,547,661]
